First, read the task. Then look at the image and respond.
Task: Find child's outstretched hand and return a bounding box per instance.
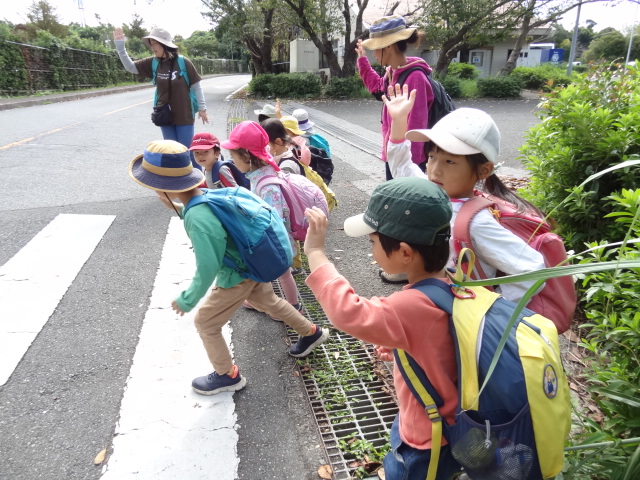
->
[382,83,416,121]
[304,207,331,272]
[275,99,282,118]
[374,345,394,362]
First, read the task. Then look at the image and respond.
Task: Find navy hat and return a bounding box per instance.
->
[129,140,204,193]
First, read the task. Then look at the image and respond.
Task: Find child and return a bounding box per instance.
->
[221,121,308,317]
[128,139,329,395]
[254,103,278,123]
[279,115,311,166]
[303,177,462,479]
[292,108,331,157]
[189,132,243,188]
[260,118,302,175]
[383,84,545,304]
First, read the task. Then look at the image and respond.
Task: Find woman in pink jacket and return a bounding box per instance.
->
[357,15,434,181]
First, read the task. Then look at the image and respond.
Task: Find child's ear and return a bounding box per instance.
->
[478,161,495,180]
[397,242,414,263]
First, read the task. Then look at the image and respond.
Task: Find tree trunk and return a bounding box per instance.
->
[498,13,532,76]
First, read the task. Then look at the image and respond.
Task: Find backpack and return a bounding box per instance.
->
[255,171,329,241]
[308,133,331,158]
[183,188,293,283]
[454,191,577,333]
[289,151,337,211]
[373,65,456,128]
[152,55,199,118]
[395,273,571,480]
[210,158,251,189]
[308,146,334,185]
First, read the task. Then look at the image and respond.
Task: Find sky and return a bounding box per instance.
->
[3,0,640,39]
[4,0,214,38]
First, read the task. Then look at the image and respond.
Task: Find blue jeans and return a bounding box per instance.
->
[383,416,462,480]
[160,123,200,170]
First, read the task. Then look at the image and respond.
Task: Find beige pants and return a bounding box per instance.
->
[194,279,313,374]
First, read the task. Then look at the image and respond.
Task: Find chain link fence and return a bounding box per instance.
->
[1,39,244,97]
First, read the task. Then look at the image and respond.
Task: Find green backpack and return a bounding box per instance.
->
[151,55,199,118]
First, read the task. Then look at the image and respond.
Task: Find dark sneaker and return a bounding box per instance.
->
[289,326,329,357]
[192,366,247,395]
[270,303,305,322]
[291,267,304,276]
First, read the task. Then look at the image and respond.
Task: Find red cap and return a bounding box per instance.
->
[189,132,221,150]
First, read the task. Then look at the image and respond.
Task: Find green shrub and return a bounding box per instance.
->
[446,62,478,80]
[325,75,366,98]
[248,72,322,98]
[519,63,640,253]
[511,64,572,90]
[0,28,28,94]
[477,76,522,98]
[459,79,479,98]
[440,76,462,98]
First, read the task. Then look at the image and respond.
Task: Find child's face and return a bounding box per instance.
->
[193,148,220,171]
[369,233,403,274]
[230,150,251,172]
[426,148,479,199]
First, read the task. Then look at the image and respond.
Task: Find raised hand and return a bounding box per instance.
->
[355,39,365,58]
[113,27,125,41]
[382,83,416,121]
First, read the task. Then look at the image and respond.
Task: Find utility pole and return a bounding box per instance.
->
[626,3,639,65]
[567,0,582,75]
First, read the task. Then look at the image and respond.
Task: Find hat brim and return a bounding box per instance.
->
[142,36,177,49]
[254,109,276,117]
[362,28,416,50]
[284,125,305,136]
[297,120,314,130]
[129,154,204,193]
[189,145,218,150]
[344,213,376,238]
[405,129,482,156]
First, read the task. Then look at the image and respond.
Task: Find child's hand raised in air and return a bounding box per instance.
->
[303,207,331,272]
[382,83,417,121]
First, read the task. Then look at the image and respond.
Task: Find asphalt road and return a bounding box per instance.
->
[0,76,542,480]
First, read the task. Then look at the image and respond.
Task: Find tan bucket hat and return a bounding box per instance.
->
[142,28,177,49]
[362,15,416,50]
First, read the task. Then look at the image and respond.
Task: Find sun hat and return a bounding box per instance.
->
[292,109,314,131]
[362,15,417,51]
[344,177,451,245]
[189,132,220,150]
[280,116,305,136]
[142,27,177,49]
[129,140,204,193]
[254,104,277,117]
[405,108,501,163]
[221,121,280,170]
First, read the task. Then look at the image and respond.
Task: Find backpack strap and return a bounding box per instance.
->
[177,55,190,86]
[453,195,496,280]
[394,278,454,480]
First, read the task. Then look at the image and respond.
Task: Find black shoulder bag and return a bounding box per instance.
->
[151,58,175,127]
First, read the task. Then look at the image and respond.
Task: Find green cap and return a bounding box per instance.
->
[344,177,451,245]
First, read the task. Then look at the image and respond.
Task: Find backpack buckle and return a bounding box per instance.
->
[424,404,441,422]
[450,285,476,299]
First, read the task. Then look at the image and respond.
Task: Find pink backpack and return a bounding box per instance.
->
[256,172,329,241]
[454,191,576,333]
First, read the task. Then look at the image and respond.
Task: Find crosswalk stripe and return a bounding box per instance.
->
[0,214,116,386]
[101,217,239,480]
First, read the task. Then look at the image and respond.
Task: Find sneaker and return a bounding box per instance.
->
[270,302,305,322]
[289,325,329,358]
[291,267,304,276]
[379,269,409,284]
[191,366,247,395]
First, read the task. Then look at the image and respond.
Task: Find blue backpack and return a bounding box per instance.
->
[151,55,199,118]
[210,157,250,189]
[395,275,571,480]
[183,188,293,283]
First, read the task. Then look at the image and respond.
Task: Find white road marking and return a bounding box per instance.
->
[0,214,115,386]
[101,217,239,480]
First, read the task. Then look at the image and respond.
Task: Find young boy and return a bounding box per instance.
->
[189,132,245,189]
[303,177,462,479]
[129,139,329,395]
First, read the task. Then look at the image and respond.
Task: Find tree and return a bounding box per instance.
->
[123,14,148,40]
[183,30,219,58]
[26,0,68,38]
[582,28,635,62]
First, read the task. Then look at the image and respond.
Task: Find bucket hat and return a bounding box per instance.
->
[189,132,220,150]
[344,177,451,245]
[129,140,204,193]
[405,108,500,163]
[221,121,281,171]
[254,104,277,118]
[142,28,177,49]
[280,116,305,136]
[362,15,416,50]
[292,109,314,131]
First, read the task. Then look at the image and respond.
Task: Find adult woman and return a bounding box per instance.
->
[113,27,209,168]
[356,15,434,180]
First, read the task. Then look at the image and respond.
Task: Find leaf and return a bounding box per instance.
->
[378,466,386,479]
[317,465,332,479]
[93,448,106,465]
[333,352,340,360]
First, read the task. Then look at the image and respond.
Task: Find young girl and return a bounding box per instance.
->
[383,84,546,304]
[260,118,302,175]
[221,121,305,317]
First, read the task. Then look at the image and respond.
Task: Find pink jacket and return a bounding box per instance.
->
[306,263,458,449]
[357,56,434,165]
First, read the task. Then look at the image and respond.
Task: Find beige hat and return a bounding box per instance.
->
[362,15,416,50]
[142,28,177,49]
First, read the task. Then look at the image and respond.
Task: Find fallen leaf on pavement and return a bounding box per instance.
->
[94,448,106,465]
[318,464,332,479]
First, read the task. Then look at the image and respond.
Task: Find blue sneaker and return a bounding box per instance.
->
[192,366,247,395]
[289,326,329,358]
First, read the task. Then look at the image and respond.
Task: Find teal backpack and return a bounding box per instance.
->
[151,55,199,118]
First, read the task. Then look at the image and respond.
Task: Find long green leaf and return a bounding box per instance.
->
[622,444,640,480]
[598,389,640,408]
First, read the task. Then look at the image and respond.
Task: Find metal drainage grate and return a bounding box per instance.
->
[273,273,399,479]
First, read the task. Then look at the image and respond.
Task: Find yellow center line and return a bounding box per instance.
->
[101,100,152,116]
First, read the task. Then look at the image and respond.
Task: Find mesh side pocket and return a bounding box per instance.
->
[448,405,542,480]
